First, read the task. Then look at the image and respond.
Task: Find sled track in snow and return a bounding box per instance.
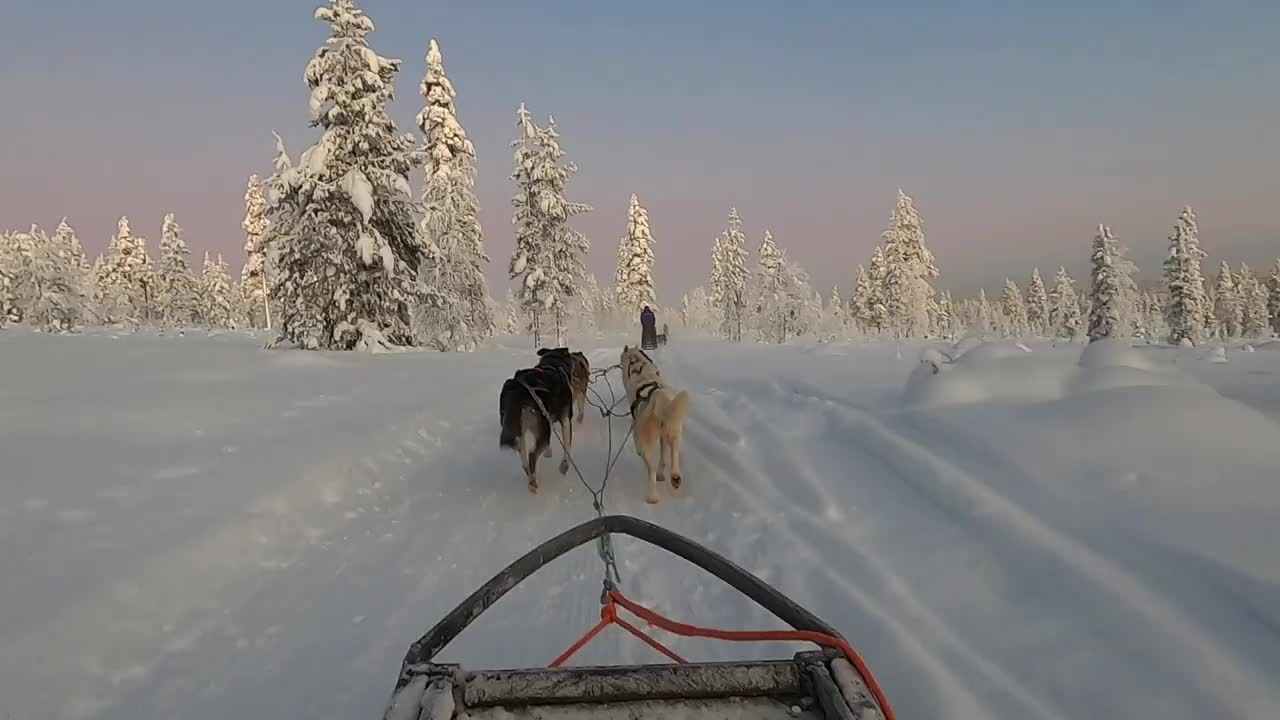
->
[759,377,1277,720]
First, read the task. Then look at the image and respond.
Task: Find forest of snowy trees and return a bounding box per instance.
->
[3,0,1279,349]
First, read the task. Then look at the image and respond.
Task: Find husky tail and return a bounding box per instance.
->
[499,379,523,449]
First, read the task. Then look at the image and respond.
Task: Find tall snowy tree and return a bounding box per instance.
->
[200,252,235,329]
[1212,260,1242,339]
[155,213,200,327]
[708,208,749,341]
[614,193,657,313]
[1237,263,1269,339]
[974,288,994,334]
[852,247,890,333]
[1268,259,1280,335]
[1049,267,1081,339]
[39,219,91,330]
[879,190,939,337]
[264,0,427,351]
[508,105,591,346]
[935,289,959,337]
[96,216,154,325]
[1027,268,1049,336]
[751,229,788,342]
[1087,224,1138,342]
[413,38,493,352]
[240,175,273,330]
[1162,206,1209,345]
[1001,279,1029,337]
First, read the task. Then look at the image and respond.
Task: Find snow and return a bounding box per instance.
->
[2,330,1279,720]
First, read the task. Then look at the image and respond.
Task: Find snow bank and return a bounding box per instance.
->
[903,339,1192,408]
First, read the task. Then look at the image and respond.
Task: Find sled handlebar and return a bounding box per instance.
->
[397,514,841,672]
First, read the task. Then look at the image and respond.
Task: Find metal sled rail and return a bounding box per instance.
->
[384,515,890,720]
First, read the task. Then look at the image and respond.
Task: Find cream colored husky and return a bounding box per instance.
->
[620,345,691,504]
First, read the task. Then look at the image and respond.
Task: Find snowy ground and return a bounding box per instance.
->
[2,328,1279,720]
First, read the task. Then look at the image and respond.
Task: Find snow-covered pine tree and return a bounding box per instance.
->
[264,0,427,351]
[779,259,820,341]
[1268,259,1280,335]
[975,288,993,335]
[614,193,657,314]
[508,105,591,346]
[155,213,200,327]
[752,229,787,342]
[1237,263,1269,339]
[200,252,235,329]
[241,174,273,330]
[1027,268,1049,336]
[1087,224,1138,342]
[826,285,847,335]
[502,287,521,335]
[26,221,91,332]
[708,208,749,341]
[96,216,154,325]
[1001,279,1029,337]
[1162,206,1209,345]
[935,289,958,338]
[853,248,891,333]
[414,38,493,352]
[1211,260,1242,339]
[879,189,939,337]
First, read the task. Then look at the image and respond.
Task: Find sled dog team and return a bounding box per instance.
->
[498,346,690,504]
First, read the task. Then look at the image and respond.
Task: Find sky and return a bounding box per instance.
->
[2,0,1277,301]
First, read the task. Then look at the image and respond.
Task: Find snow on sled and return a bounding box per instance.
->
[383,515,894,720]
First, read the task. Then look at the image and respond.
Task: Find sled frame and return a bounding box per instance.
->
[384,514,885,719]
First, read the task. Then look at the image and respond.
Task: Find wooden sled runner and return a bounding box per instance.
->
[383,515,894,720]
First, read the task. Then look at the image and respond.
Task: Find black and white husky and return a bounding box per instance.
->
[620,345,690,504]
[499,348,590,494]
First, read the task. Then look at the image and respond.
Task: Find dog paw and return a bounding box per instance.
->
[528,478,539,494]
[646,494,660,505]
[559,459,570,475]
[671,474,682,489]
[656,474,667,484]
[543,447,553,458]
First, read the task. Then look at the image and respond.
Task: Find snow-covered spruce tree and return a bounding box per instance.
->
[264,0,427,351]
[200,252,235,329]
[751,229,787,342]
[825,285,847,336]
[1049,267,1081,339]
[853,247,891,333]
[1269,259,1280,334]
[1162,206,1209,345]
[879,189,939,338]
[1087,224,1138,342]
[708,208,749,341]
[614,193,657,314]
[508,105,591,346]
[1027,268,1049,336]
[1001,279,1029,337]
[975,288,994,335]
[1,228,38,318]
[1211,260,1241,339]
[779,260,820,341]
[935,289,959,338]
[413,39,493,352]
[96,216,154,325]
[155,213,200,327]
[241,175,273,330]
[1237,263,1269,339]
[27,222,91,332]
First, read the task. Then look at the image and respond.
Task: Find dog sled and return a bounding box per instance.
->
[382,515,894,720]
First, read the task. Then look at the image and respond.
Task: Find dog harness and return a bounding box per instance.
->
[629,381,661,416]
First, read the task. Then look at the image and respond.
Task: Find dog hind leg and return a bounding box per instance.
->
[558,415,573,475]
[669,430,684,490]
[636,424,661,504]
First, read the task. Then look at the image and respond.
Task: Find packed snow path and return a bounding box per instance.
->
[1,330,1279,720]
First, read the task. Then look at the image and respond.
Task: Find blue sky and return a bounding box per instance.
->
[2,0,1277,299]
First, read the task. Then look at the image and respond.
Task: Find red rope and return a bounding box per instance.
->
[549,589,896,720]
